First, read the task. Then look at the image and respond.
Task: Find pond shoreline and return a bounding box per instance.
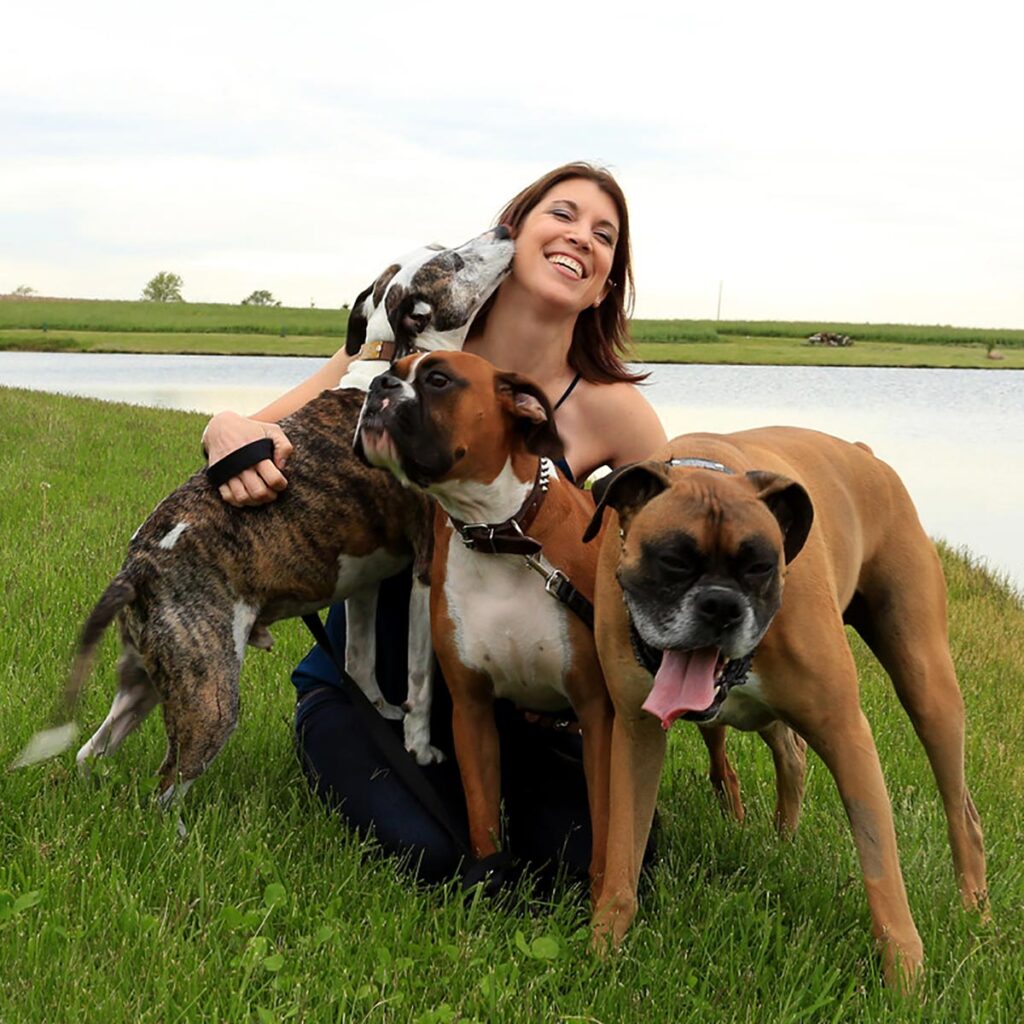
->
[3,351,1022,594]
[2,332,1021,370]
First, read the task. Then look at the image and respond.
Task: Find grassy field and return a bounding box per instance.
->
[2,296,1022,366]
[3,327,1022,370]
[2,388,1023,1022]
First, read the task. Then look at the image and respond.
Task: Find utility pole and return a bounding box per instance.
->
[716,280,723,321]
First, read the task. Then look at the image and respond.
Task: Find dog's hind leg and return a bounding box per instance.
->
[346,586,404,720]
[76,644,161,771]
[154,654,242,810]
[757,720,806,837]
[847,549,987,913]
[697,725,744,822]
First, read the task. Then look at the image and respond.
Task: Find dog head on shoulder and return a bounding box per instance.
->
[354,350,563,492]
[344,227,514,362]
[584,457,813,660]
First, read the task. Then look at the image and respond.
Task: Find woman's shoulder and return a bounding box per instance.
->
[572,378,668,468]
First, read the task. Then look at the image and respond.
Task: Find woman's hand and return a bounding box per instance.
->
[202,411,294,507]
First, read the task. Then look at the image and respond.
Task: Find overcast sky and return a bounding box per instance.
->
[2,0,1021,327]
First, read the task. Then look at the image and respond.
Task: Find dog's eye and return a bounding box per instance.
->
[656,552,696,577]
[743,561,775,578]
[425,371,450,389]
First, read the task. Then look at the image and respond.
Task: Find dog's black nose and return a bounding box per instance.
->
[370,371,404,394]
[695,587,745,631]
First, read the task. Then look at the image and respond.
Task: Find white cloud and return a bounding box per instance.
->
[2,0,1021,326]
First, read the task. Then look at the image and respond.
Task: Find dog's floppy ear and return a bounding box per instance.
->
[393,292,434,358]
[582,462,671,543]
[496,372,564,461]
[746,471,814,563]
[345,283,374,356]
[346,262,404,356]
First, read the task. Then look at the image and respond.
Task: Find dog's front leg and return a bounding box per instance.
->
[403,577,444,765]
[592,706,666,950]
[574,687,614,909]
[346,586,403,720]
[447,674,502,859]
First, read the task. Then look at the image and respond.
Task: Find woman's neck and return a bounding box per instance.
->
[465,280,576,393]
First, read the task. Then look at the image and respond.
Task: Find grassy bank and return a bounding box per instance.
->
[2,296,1022,362]
[3,328,1022,369]
[2,388,1023,1022]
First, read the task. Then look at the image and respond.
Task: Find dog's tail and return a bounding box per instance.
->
[11,575,137,769]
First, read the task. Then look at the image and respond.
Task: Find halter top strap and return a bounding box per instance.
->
[553,371,582,412]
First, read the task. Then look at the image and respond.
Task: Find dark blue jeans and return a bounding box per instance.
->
[293,571,595,883]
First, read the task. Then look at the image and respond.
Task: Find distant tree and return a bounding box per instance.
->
[12,284,36,297]
[241,289,281,307]
[142,272,184,302]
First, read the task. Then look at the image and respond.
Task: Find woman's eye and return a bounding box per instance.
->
[551,208,572,221]
[426,372,449,389]
[595,230,614,246]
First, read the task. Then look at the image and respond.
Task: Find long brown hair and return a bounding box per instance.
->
[475,162,646,384]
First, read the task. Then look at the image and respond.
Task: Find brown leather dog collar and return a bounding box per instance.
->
[449,458,552,556]
[358,339,398,362]
[358,339,434,362]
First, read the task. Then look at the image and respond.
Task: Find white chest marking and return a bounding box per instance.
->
[430,457,533,526]
[443,537,573,712]
[338,359,389,392]
[158,521,189,550]
[232,601,258,663]
[332,550,410,603]
[714,671,777,731]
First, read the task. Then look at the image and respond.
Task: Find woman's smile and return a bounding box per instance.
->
[511,177,619,312]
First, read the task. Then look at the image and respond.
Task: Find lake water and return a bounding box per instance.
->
[3,351,1023,595]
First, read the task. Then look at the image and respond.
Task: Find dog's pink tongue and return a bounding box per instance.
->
[642,647,720,730]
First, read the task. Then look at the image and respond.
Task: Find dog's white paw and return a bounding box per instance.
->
[375,700,406,721]
[10,723,79,768]
[409,743,446,766]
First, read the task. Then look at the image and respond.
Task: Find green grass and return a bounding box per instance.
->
[2,388,1023,1022]
[0,297,349,337]
[4,328,1022,369]
[633,337,1024,369]
[3,296,1022,352]
[0,329,349,357]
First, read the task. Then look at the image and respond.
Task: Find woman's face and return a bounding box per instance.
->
[510,177,620,315]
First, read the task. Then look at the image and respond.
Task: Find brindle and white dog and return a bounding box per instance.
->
[14,228,514,806]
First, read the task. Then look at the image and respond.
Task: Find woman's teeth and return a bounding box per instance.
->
[547,254,584,278]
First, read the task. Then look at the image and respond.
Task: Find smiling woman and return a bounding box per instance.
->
[199,161,668,888]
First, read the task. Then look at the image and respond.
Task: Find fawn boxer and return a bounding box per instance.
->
[14,228,515,801]
[584,427,988,989]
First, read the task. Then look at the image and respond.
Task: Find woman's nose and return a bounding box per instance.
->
[566,228,592,252]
